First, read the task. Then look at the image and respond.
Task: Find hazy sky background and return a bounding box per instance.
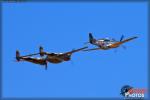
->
[2,2,148,98]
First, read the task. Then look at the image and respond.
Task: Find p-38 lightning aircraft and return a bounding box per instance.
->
[83,33,138,51]
[16,46,88,70]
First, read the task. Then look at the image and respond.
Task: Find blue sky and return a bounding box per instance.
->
[2,2,148,98]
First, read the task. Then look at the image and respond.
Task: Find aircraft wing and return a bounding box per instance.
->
[82,47,100,51]
[64,46,88,55]
[109,36,138,48]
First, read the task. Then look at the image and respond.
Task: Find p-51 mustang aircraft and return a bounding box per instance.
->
[16,46,88,70]
[83,33,138,51]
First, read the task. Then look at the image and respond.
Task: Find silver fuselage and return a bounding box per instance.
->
[94,38,119,50]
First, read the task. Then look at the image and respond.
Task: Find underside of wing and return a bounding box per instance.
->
[109,36,138,48]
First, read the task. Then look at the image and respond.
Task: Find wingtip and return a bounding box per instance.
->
[133,36,138,39]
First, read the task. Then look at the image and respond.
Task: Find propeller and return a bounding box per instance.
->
[45,61,48,70]
[70,59,75,66]
[114,49,118,53]
[122,45,127,50]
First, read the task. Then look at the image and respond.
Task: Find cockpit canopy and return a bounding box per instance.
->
[99,38,116,42]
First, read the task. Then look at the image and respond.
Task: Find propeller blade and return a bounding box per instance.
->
[114,49,118,53]
[122,45,127,50]
[45,61,48,70]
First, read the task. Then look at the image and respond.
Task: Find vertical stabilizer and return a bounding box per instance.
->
[16,50,20,61]
[89,33,96,44]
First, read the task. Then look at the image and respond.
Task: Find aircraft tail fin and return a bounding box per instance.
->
[16,50,20,61]
[89,33,96,44]
[39,46,45,57]
[120,35,124,42]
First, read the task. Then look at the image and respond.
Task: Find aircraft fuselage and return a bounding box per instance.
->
[46,53,71,64]
[94,39,119,50]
